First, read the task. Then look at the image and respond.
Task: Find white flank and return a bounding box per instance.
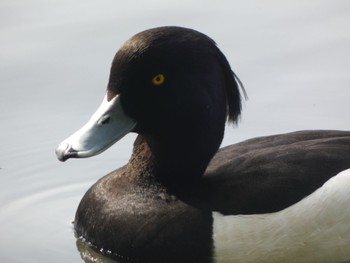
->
[213,168,350,263]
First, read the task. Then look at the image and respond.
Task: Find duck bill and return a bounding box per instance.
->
[55,94,136,162]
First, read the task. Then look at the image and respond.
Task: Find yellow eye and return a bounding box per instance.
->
[151,74,165,86]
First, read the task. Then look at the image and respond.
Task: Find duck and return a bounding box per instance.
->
[56,26,350,263]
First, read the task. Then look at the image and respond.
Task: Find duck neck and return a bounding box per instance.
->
[128,132,222,187]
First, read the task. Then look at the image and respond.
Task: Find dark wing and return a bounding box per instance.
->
[201,130,350,215]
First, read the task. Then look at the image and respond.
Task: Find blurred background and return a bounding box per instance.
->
[1,0,349,262]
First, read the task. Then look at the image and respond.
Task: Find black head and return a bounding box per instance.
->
[56,26,244,174]
[106,27,244,170]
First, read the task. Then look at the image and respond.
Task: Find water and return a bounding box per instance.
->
[1,0,350,262]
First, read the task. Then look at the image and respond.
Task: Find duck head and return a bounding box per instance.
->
[56,26,243,179]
